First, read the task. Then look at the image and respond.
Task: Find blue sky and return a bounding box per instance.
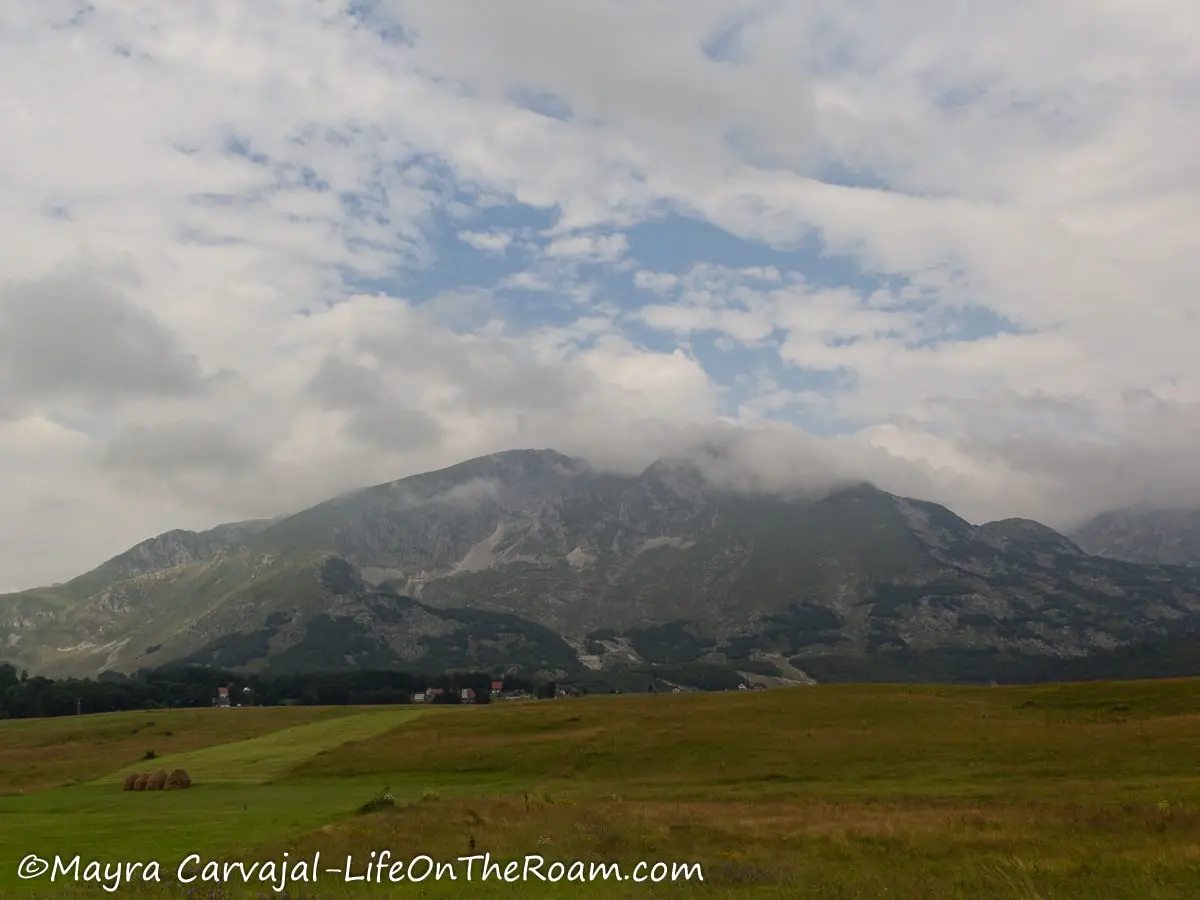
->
[352,199,878,430]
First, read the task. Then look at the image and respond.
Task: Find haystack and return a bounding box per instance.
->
[121,772,138,791]
[164,768,192,790]
[131,772,151,791]
[146,769,169,791]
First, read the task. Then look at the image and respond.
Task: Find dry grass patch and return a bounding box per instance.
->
[0,706,358,794]
[246,792,1200,896]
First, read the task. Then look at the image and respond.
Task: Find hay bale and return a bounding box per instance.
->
[164,768,192,790]
[131,772,151,791]
[146,769,168,791]
[121,772,138,791]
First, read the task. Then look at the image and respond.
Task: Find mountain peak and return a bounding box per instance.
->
[978,518,1083,555]
[1070,506,1200,567]
[90,519,272,579]
[379,448,588,488]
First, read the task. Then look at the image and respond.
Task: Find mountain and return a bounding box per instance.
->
[6,448,1200,684]
[1070,508,1200,567]
[42,518,277,603]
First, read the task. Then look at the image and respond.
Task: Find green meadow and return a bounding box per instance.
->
[4,681,1200,897]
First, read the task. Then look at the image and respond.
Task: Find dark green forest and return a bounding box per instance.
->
[0,662,557,720]
[7,622,1200,720]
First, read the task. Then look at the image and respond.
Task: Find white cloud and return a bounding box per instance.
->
[543,232,629,263]
[634,270,679,293]
[457,230,512,253]
[1,0,1199,587]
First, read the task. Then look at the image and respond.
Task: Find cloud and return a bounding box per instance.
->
[543,232,629,263]
[307,355,383,410]
[1,0,1199,588]
[953,394,1200,526]
[0,267,209,413]
[342,405,445,452]
[457,230,512,253]
[100,419,266,475]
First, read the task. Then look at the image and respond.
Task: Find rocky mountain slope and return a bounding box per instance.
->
[40,518,276,603]
[1070,508,1200,567]
[6,448,1200,682]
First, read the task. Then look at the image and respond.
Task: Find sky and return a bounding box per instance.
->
[2,0,1199,590]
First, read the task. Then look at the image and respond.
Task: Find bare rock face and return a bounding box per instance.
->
[1070,508,1200,568]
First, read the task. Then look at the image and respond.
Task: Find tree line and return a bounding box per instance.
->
[0,662,559,720]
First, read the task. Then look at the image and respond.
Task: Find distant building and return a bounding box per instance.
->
[413,692,425,703]
[215,686,230,708]
[490,680,504,695]
[464,688,476,702]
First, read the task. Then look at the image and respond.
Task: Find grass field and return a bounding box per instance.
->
[4,681,1200,897]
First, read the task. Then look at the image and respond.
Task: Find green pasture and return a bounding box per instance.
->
[3,681,1200,897]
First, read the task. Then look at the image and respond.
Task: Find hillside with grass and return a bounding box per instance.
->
[5,681,1200,897]
[0,551,581,679]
